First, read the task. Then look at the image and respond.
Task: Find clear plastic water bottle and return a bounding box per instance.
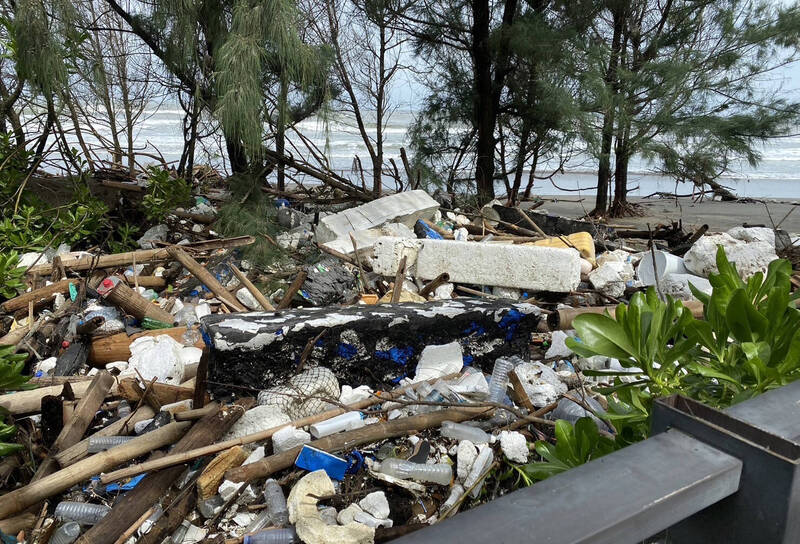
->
[139,504,163,535]
[309,412,365,438]
[440,421,491,443]
[487,357,516,404]
[87,435,135,453]
[117,400,131,418]
[49,522,81,544]
[373,458,452,485]
[263,479,289,527]
[54,502,111,525]
[244,528,298,544]
[244,509,272,535]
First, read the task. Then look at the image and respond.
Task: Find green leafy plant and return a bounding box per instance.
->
[0,250,25,300]
[521,418,617,481]
[141,166,191,223]
[107,222,140,254]
[0,345,32,457]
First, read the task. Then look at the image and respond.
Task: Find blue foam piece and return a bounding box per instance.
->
[295,445,348,480]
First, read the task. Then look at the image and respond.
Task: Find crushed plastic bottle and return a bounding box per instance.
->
[49,522,81,544]
[244,509,272,535]
[139,504,163,535]
[116,400,131,418]
[487,357,516,404]
[87,435,135,453]
[263,479,289,527]
[54,502,111,525]
[441,421,491,443]
[373,458,452,485]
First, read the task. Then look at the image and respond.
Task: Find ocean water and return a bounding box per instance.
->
[54,107,800,199]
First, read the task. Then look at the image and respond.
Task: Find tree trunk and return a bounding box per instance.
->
[609,122,631,216]
[593,6,623,216]
[276,75,288,191]
[472,0,495,204]
[226,134,249,174]
[509,123,532,205]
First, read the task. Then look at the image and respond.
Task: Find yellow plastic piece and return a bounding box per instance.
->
[530,231,595,262]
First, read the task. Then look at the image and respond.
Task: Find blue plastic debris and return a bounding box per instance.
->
[106,473,147,493]
[375,346,414,366]
[416,219,443,239]
[295,445,348,480]
[345,451,365,474]
[463,322,486,336]
[0,529,17,544]
[498,309,523,340]
[275,198,291,208]
[462,355,474,366]
[337,343,358,360]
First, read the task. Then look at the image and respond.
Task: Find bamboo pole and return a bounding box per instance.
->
[548,300,705,330]
[0,325,31,346]
[391,255,408,303]
[418,272,450,299]
[122,276,167,289]
[51,371,115,452]
[0,380,96,415]
[226,406,491,482]
[277,270,307,310]
[100,375,459,484]
[0,279,78,313]
[0,422,190,519]
[229,264,274,311]
[103,278,177,324]
[167,248,246,312]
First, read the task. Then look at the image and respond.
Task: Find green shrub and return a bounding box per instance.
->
[0,251,26,300]
[0,345,32,457]
[141,167,191,223]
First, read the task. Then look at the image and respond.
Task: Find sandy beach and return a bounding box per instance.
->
[535,196,800,234]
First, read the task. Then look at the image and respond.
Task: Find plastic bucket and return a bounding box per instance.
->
[637,250,687,285]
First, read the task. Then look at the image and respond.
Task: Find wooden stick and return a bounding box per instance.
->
[99,376,456,484]
[226,406,491,482]
[420,218,454,239]
[0,325,31,346]
[349,233,370,294]
[27,236,256,276]
[76,403,249,544]
[0,380,96,415]
[167,247,246,312]
[229,264,274,311]
[0,279,78,313]
[112,506,155,544]
[548,300,704,330]
[0,422,190,519]
[54,404,157,467]
[418,272,450,299]
[316,242,357,266]
[277,269,307,310]
[103,278,177,324]
[391,255,407,303]
[88,326,204,366]
[51,371,115,452]
[174,401,219,421]
[122,276,167,289]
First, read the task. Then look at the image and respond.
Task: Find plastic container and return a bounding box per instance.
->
[139,504,163,535]
[244,528,298,544]
[264,479,289,527]
[49,522,81,544]
[487,357,515,404]
[54,502,111,525]
[373,458,452,485]
[243,509,272,535]
[117,400,131,418]
[171,520,189,544]
[87,435,135,453]
[441,421,490,443]
[636,250,687,286]
[309,412,365,438]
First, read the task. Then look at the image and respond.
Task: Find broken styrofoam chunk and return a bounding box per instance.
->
[515,361,568,407]
[454,227,469,241]
[727,226,775,247]
[316,190,439,244]
[236,288,264,311]
[353,510,393,528]
[456,440,478,482]
[492,286,521,300]
[221,406,291,441]
[499,430,529,463]
[414,341,463,382]
[323,222,417,256]
[661,273,713,300]
[288,471,375,544]
[272,425,312,454]
[433,282,454,300]
[17,252,49,269]
[448,370,489,397]
[580,258,593,275]
[319,506,339,526]
[34,357,57,376]
[358,491,390,519]
[128,334,185,385]
[545,331,573,359]
[371,237,581,293]
[337,503,363,526]
[684,233,777,279]
[588,261,634,298]
[596,249,634,267]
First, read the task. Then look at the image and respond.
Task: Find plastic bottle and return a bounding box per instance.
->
[440,421,491,443]
[263,479,289,527]
[244,509,273,535]
[439,483,465,514]
[244,528,298,544]
[87,435,135,453]
[49,522,81,544]
[373,458,452,485]
[487,357,516,404]
[171,520,189,544]
[139,504,163,535]
[54,502,111,525]
[309,412,365,438]
[117,400,131,418]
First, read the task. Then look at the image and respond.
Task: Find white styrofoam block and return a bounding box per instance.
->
[371,238,581,292]
[684,233,777,279]
[414,341,463,382]
[272,425,312,453]
[499,430,529,463]
[358,491,390,519]
[323,222,417,256]
[316,190,439,244]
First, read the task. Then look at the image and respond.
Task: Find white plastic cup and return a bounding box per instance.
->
[309,411,365,438]
[636,250,687,286]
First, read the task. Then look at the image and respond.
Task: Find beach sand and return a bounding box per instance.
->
[535,196,800,234]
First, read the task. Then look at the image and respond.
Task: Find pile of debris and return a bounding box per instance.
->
[0,188,791,544]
